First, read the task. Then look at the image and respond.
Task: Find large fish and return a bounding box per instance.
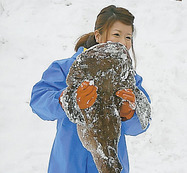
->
[62,42,151,173]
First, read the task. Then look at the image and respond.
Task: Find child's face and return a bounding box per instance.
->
[95,21,133,50]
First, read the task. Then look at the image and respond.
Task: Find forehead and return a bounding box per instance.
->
[109,21,133,34]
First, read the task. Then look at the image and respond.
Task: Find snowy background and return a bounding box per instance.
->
[0,0,186,172]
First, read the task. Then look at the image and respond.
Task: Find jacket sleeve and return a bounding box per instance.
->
[121,73,151,136]
[30,60,69,121]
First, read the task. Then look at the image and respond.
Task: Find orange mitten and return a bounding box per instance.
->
[59,90,65,109]
[116,89,136,121]
[76,81,97,109]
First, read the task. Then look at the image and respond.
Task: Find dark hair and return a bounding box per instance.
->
[75,5,136,67]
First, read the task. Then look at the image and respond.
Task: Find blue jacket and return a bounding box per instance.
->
[30,47,151,173]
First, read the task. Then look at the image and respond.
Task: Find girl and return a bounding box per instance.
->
[30,5,151,173]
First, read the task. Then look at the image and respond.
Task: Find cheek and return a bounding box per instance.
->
[126,42,132,50]
[107,35,117,42]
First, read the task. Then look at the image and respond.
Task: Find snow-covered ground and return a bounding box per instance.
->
[0,0,186,172]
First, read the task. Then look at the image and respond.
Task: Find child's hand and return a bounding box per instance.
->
[76,81,97,109]
[116,89,136,121]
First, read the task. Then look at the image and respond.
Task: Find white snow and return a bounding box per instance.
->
[0,0,186,172]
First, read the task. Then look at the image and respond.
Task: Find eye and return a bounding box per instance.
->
[126,36,132,41]
[113,33,120,37]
